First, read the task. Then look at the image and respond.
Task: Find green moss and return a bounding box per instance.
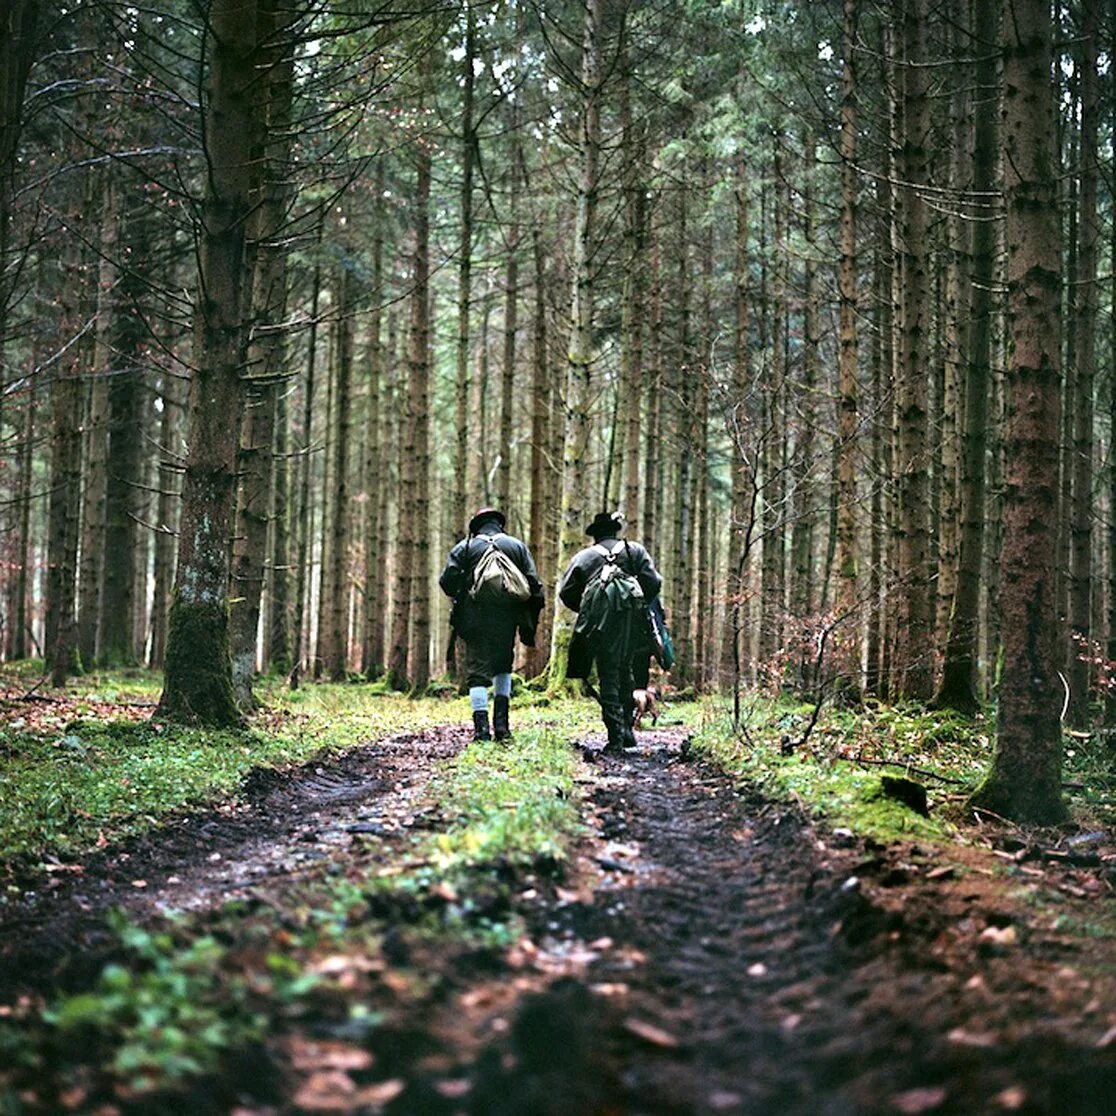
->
[157,598,242,728]
[693,700,951,844]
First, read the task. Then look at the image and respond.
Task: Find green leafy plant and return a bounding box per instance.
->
[44,912,265,1092]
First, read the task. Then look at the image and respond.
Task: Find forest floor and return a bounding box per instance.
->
[1,672,1115,1115]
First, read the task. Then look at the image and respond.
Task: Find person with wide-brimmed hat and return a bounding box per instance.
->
[558,511,662,753]
[439,508,545,741]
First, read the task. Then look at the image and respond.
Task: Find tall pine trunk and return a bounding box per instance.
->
[548,0,603,689]
[157,0,260,725]
[893,0,933,700]
[971,0,1066,824]
[1068,0,1099,726]
[832,0,861,699]
[936,0,998,713]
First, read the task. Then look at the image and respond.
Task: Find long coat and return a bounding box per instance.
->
[439,523,545,650]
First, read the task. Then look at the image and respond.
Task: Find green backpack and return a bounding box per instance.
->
[574,543,647,658]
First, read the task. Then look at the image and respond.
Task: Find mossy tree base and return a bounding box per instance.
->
[931,662,981,716]
[157,598,243,728]
[969,776,1067,827]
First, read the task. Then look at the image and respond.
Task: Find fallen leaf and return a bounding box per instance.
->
[59,1085,88,1109]
[947,1028,998,1048]
[292,1070,356,1111]
[381,970,412,996]
[708,1091,742,1111]
[624,1017,680,1049]
[891,1086,947,1113]
[995,1086,1027,1110]
[288,1037,374,1073]
[979,925,1017,947]
[355,1079,404,1106]
[590,982,629,997]
[434,1079,471,1099]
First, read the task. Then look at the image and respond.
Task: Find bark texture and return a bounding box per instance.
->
[972,0,1066,824]
[157,0,260,726]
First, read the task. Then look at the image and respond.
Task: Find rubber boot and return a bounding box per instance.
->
[602,712,627,755]
[472,710,491,741]
[493,695,511,741]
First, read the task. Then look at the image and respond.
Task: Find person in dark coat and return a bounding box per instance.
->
[439,507,544,741]
[558,511,662,753]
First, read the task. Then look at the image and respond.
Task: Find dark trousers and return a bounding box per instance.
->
[597,647,636,749]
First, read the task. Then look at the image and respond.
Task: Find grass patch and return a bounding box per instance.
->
[691,696,971,843]
[0,668,458,870]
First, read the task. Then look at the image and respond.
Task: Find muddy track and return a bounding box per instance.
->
[0,725,467,996]
[2,723,1113,1115]
[466,734,1115,1116]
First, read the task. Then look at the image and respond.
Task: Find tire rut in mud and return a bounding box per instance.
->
[471,734,1114,1116]
[0,725,467,997]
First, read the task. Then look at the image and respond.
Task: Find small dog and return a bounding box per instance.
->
[632,686,660,730]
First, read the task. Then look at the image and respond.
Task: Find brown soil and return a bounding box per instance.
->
[2,724,1114,1115]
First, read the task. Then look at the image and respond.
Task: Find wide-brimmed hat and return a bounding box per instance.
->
[585,510,624,538]
[469,506,507,534]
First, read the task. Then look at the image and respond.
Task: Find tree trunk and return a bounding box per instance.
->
[670,186,694,686]
[149,366,184,670]
[12,369,36,660]
[496,155,519,512]
[936,0,998,713]
[832,0,861,699]
[1068,0,1099,727]
[314,313,337,680]
[100,211,148,667]
[45,251,84,685]
[525,227,552,678]
[361,165,386,679]
[721,151,753,690]
[326,260,354,681]
[548,0,603,689]
[157,0,260,726]
[407,136,433,690]
[390,134,433,690]
[971,0,1066,824]
[77,173,118,667]
[288,230,322,688]
[453,4,476,536]
[893,0,934,700]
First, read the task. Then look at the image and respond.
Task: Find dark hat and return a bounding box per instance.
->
[469,506,507,534]
[585,510,625,538]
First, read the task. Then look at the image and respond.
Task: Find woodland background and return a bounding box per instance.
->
[0,1,1113,821]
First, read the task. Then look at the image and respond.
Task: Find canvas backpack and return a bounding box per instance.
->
[469,535,531,604]
[575,543,647,652]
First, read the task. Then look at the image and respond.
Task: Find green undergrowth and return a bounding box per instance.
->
[0,727,588,1109]
[0,666,531,871]
[691,696,992,844]
[360,727,584,936]
[693,693,1116,842]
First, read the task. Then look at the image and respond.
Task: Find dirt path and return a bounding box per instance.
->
[425,732,1115,1115]
[2,722,1114,1114]
[0,725,468,996]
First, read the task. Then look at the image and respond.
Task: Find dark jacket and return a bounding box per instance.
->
[558,536,661,613]
[439,519,545,646]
